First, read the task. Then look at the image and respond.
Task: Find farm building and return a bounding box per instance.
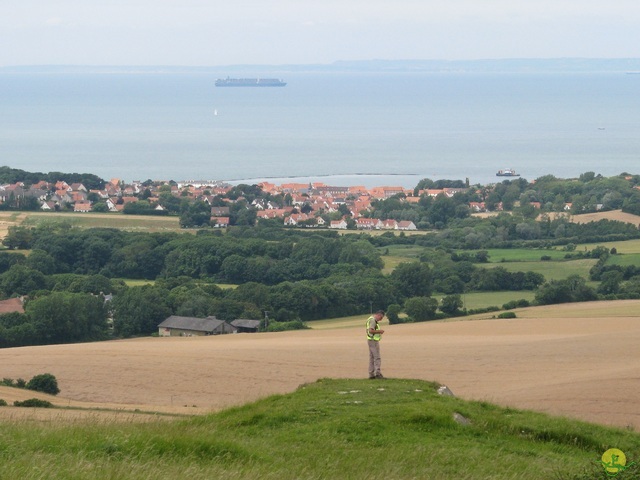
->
[158,315,237,337]
[0,297,25,314]
[230,319,262,333]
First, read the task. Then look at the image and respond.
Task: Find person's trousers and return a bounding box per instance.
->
[368,340,381,377]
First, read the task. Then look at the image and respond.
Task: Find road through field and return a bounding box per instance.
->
[1,300,639,429]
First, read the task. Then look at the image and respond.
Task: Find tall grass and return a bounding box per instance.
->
[1,378,638,479]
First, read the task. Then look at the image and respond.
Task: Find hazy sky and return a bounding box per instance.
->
[1,0,639,66]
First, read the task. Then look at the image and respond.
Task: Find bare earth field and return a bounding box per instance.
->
[475,209,640,226]
[541,209,640,225]
[1,299,640,429]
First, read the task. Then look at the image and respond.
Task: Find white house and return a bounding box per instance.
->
[330,219,348,229]
[396,221,417,231]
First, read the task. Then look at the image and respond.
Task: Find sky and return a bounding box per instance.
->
[1,0,639,66]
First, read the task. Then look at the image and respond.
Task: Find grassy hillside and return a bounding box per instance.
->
[1,378,638,479]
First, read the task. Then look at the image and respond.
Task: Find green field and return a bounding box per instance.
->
[604,253,640,267]
[577,239,640,254]
[379,245,425,273]
[482,258,598,282]
[380,244,427,258]
[458,290,536,309]
[483,248,568,263]
[19,212,184,232]
[1,378,638,479]
[121,279,156,287]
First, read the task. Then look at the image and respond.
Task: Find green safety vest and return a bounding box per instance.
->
[366,317,381,341]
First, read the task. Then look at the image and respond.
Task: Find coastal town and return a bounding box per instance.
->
[0,176,481,231]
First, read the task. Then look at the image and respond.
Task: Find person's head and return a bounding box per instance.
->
[374,310,385,320]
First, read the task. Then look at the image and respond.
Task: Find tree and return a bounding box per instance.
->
[26,373,60,395]
[219,254,248,283]
[0,252,25,274]
[386,303,402,324]
[179,201,210,227]
[2,226,33,249]
[439,275,465,294]
[26,292,108,344]
[439,294,463,315]
[92,202,109,213]
[404,296,438,322]
[427,195,457,227]
[390,262,432,299]
[0,312,36,348]
[112,286,171,337]
[68,274,114,295]
[0,264,47,296]
[82,237,113,274]
[597,270,623,295]
[534,275,597,305]
[338,240,384,269]
[24,249,56,275]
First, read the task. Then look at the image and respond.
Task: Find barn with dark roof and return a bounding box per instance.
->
[158,315,236,337]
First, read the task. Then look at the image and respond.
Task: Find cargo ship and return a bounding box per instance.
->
[496,168,520,177]
[215,77,286,87]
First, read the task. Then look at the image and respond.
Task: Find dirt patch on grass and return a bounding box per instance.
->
[0,212,24,241]
[1,300,640,430]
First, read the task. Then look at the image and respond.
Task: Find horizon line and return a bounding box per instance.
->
[2,57,640,70]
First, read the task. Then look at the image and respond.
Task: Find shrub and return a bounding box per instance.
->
[26,373,60,396]
[0,399,7,406]
[503,299,531,310]
[498,311,517,319]
[391,316,413,324]
[386,304,402,325]
[1,378,15,387]
[266,320,309,332]
[14,398,53,408]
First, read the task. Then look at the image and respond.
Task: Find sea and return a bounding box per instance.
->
[0,70,639,189]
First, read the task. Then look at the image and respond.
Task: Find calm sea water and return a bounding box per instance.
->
[0,71,638,188]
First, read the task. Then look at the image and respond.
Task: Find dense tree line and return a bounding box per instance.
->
[477,172,640,215]
[0,166,105,190]
[2,226,384,283]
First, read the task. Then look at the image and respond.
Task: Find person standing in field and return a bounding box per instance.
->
[366,310,385,379]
